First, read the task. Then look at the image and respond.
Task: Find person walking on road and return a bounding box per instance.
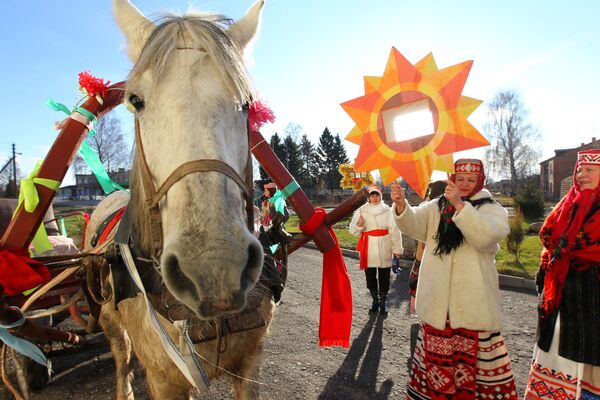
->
[349,185,403,316]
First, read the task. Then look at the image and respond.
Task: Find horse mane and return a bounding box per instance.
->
[126,12,256,255]
[128,13,254,102]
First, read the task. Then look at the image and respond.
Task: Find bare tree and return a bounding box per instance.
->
[283,122,303,143]
[73,112,130,174]
[0,161,21,197]
[484,90,541,195]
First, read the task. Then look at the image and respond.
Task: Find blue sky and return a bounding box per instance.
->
[0,0,598,186]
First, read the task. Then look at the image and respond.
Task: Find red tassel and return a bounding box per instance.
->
[78,71,111,99]
[248,100,275,131]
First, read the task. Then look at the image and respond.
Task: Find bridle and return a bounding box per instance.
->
[133,113,255,258]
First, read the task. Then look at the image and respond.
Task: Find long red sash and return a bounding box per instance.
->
[300,208,353,347]
[356,229,389,270]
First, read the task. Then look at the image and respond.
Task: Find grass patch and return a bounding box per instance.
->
[496,234,542,279]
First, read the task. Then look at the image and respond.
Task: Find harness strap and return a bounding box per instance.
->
[134,117,254,258]
[117,243,210,390]
[151,160,251,206]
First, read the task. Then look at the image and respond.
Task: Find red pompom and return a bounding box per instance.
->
[248,99,275,131]
[78,71,111,99]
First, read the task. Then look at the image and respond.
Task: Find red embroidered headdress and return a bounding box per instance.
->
[450,158,485,198]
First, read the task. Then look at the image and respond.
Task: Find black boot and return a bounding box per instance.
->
[379,292,388,316]
[369,289,379,314]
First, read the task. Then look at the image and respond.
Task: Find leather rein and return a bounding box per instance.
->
[133,114,255,258]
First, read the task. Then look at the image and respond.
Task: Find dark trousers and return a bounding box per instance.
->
[365,267,391,294]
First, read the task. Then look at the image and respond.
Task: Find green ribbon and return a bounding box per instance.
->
[59,218,67,236]
[269,180,299,214]
[267,181,299,254]
[15,161,60,255]
[47,99,125,194]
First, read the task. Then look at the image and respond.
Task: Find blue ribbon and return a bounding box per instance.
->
[0,310,50,369]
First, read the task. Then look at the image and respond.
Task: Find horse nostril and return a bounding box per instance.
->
[163,253,196,296]
[240,241,263,292]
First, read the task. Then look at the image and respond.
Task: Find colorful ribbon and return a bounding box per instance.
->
[0,307,51,369]
[269,180,300,214]
[267,181,299,253]
[16,161,60,255]
[47,99,125,194]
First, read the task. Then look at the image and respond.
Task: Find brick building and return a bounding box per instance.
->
[540,137,600,201]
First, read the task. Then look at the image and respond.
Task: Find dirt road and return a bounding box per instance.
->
[1,248,538,399]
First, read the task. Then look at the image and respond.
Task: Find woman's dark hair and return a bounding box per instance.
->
[428,181,447,200]
[432,196,494,255]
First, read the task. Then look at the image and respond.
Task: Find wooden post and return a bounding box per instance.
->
[0,83,125,249]
[250,129,336,253]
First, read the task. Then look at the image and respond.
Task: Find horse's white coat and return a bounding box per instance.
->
[114,0,264,317]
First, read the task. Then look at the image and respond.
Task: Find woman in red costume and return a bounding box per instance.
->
[524,149,600,399]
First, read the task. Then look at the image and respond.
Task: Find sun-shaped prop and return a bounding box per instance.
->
[341,48,489,197]
[339,164,374,192]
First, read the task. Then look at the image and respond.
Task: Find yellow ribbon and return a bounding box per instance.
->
[15,161,61,255]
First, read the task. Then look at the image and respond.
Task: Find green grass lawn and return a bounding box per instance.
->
[496,235,542,278]
[285,213,542,279]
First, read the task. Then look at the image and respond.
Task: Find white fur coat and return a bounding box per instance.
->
[392,189,509,331]
[349,202,403,268]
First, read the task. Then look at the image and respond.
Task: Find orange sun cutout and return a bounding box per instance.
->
[341,48,489,198]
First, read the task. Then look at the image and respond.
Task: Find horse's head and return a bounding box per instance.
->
[113,0,265,319]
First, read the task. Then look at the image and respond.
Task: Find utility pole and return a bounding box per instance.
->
[12,143,17,193]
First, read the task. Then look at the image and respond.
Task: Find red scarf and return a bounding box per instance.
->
[540,173,600,313]
[356,229,389,270]
[0,248,50,296]
[300,208,352,347]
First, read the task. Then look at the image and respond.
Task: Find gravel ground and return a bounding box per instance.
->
[0,248,538,399]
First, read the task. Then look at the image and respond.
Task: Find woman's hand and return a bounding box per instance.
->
[356,215,365,228]
[391,183,405,215]
[444,180,465,212]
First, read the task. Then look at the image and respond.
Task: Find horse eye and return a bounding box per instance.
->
[128,94,145,111]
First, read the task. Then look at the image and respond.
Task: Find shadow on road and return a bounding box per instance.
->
[318,314,394,399]
[388,268,411,313]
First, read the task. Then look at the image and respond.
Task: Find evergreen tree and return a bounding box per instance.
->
[514,175,545,220]
[299,134,318,191]
[283,134,303,180]
[332,134,350,166]
[269,133,286,167]
[316,128,349,190]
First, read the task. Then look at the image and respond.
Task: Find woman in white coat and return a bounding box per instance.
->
[391,159,518,399]
[349,185,403,316]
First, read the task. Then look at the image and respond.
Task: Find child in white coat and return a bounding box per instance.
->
[349,185,403,316]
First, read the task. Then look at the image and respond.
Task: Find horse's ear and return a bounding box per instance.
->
[228,0,264,49]
[113,0,154,62]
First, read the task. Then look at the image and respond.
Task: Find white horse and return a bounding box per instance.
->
[84,1,274,399]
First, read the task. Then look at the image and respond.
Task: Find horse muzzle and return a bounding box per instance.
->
[161,232,263,319]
